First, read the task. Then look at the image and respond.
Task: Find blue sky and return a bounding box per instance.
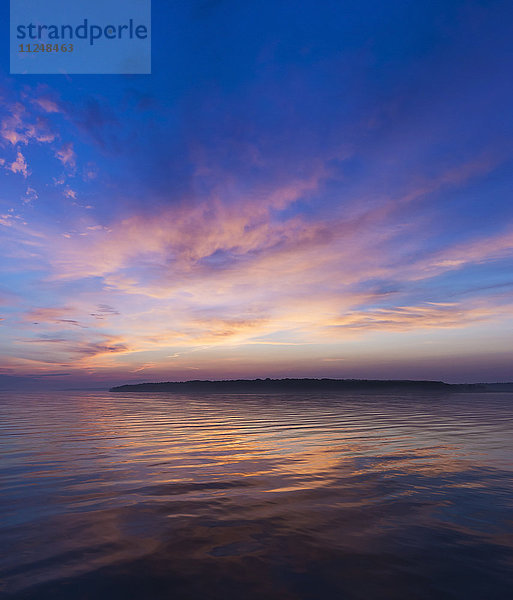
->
[1,0,513,388]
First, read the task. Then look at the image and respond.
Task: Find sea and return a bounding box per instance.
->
[1,390,512,599]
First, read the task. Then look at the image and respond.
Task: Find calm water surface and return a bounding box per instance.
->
[0,391,512,599]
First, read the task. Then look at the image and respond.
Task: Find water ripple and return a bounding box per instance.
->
[0,391,512,599]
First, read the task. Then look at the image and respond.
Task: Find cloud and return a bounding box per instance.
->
[48,173,329,283]
[24,186,38,203]
[32,97,61,114]
[1,114,512,376]
[15,157,503,366]
[410,229,513,279]
[46,152,507,291]
[83,163,98,181]
[22,307,87,328]
[24,307,74,321]
[63,187,77,200]
[0,103,56,145]
[17,334,132,365]
[55,143,76,169]
[0,213,14,227]
[71,339,130,357]
[8,151,29,178]
[90,304,120,319]
[326,302,507,334]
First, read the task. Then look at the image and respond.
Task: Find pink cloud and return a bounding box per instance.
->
[15,334,132,366]
[325,301,509,334]
[32,97,61,114]
[63,187,77,200]
[55,143,76,169]
[23,306,81,325]
[400,228,513,281]
[2,152,512,375]
[9,151,29,178]
[24,186,38,203]
[1,103,56,146]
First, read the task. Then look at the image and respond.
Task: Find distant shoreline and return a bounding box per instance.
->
[110,378,513,394]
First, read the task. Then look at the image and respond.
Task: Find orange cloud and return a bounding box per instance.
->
[325,301,510,334]
[3,152,513,375]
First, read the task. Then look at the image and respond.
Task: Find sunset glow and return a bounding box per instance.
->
[1,1,512,388]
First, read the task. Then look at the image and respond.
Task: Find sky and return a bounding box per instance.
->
[1,0,513,389]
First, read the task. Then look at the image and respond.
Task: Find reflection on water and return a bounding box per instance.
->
[1,391,512,599]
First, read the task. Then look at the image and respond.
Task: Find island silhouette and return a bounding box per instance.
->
[110,378,513,394]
